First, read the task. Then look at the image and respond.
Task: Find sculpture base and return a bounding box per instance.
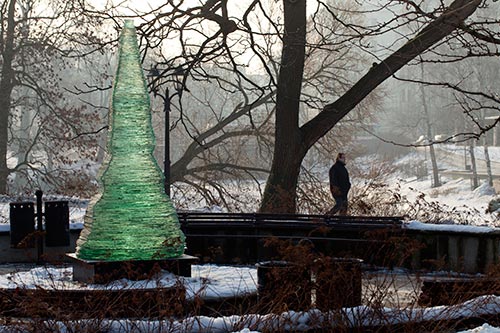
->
[66,253,198,284]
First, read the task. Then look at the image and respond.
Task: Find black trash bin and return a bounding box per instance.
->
[44,201,70,247]
[256,260,311,312]
[9,202,35,248]
[313,257,363,310]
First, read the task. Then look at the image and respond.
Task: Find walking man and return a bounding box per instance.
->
[328,153,351,215]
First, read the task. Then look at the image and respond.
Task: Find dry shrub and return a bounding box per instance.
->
[3,260,500,332]
[0,264,186,329]
[348,181,484,225]
[1,239,500,332]
[259,239,363,317]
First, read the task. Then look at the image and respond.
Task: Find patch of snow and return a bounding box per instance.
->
[186,205,226,213]
[474,183,497,197]
[0,264,257,301]
[404,220,497,234]
[458,323,500,332]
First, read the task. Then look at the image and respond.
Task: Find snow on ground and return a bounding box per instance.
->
[1,259,500,332]
[405,220,497,233]
[381,146,500,226]
[0,263,499,332]
[440,144,500,162]
[0,167,499,231]
[1,146,499,228]
[0,149,500,331]
[459,324,500,333]
[0,264,257,301]
[397,176,496,214]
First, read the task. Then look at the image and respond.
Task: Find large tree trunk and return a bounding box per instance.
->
[0,0,17,194]
[260,0,481,213]
[260,0,306,213]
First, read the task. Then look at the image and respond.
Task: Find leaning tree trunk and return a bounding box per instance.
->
[260,0,306,213]
[0,0,17,194]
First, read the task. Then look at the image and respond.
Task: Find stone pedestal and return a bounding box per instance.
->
[67,253,198,284]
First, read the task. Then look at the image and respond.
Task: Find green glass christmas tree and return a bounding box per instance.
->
[75,20,185,261]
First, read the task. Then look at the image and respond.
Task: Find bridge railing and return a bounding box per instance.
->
[178,212,403,230]
[178,212,404,266]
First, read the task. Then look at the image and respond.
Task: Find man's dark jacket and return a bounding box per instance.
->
[329,161,351,197]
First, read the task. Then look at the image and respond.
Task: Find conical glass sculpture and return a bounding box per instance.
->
[75,20,186,261]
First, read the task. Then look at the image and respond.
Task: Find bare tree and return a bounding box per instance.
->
[0,0,113,195]
[94,0,499,213]
[261,0,486,212]
[131,0,375,211]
